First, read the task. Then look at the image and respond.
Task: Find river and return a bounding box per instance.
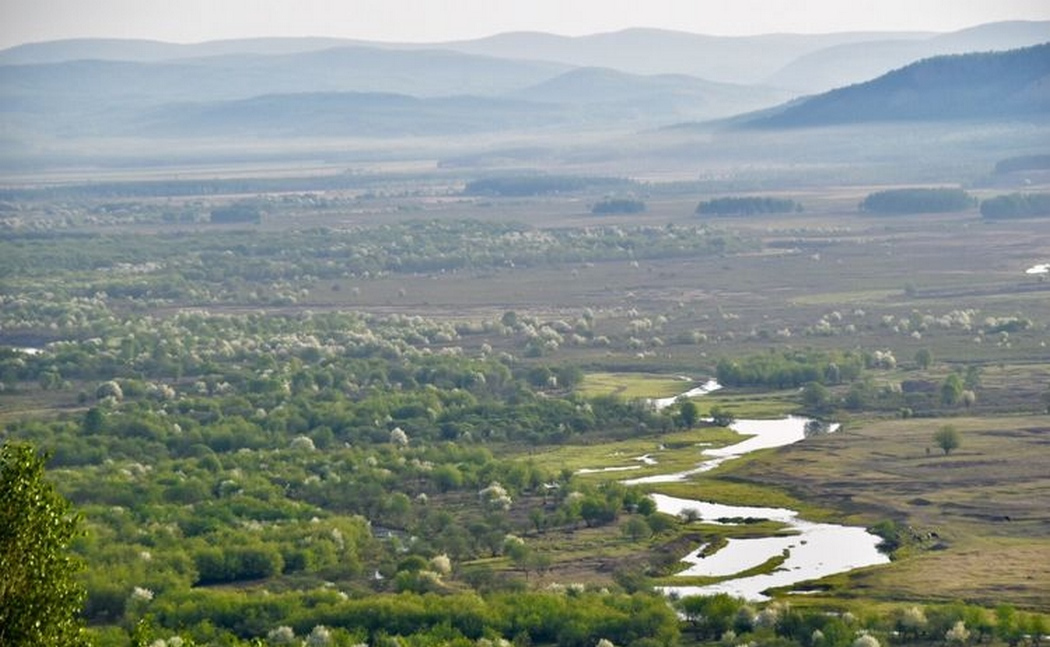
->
[625,392,890,601]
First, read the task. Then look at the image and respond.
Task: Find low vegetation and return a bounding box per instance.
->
[462,175,633,197]
[3,122,1050,645]
[592,198,646,214]
[859,188,976,214]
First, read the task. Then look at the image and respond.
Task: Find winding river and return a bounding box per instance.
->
[621,389,890,601]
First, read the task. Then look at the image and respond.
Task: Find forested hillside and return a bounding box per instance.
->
[752,43,1050,127]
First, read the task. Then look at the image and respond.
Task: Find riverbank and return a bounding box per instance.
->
[634,415,889,601]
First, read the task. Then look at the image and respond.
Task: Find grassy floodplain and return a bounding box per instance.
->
[2,123,1050,645]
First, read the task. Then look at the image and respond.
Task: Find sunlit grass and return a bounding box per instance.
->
[702,390,800,419]
[524,426,743,475]
[652,477,815,517]
[577,372,692,400]
[655,552,789,587]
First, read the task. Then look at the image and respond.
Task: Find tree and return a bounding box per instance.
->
[801,382,831,411]
[710,406,735,428]
[95,379,123,402]
[945,621,971,644]
[963,365,982,390]
[592,198,646,214]
[934,425,961,455]
[860,188,975,214]
[622,516,652,542]
[941,373,964,406]
[896,606,928,641]
[696,196,802,216]
[914,348,933,370]
[853,634,880,647]
[0,442,89,646]
[82,406,105,434]
[804,419,831,437]
[678,399,700,428]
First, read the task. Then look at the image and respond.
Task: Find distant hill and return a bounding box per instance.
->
[512,67,791,123]
[0,37,360,65]
[749,43,1050,128]
[0,37,794,140]
[0,29,930,86]
[128,92,563,138]
[2,26,1047,149]
[3,22,1044,95]
[768,21,1050,92]
[0,45,569,103]
[0,46,572,139]
[434,28,931,86]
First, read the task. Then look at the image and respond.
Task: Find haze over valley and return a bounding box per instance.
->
[2,7,1050,646]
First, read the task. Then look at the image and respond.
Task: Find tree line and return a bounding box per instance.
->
[696,196,802,216]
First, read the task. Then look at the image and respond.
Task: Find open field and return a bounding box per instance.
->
[732,415,1050,609]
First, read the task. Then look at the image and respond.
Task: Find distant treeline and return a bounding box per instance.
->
[0,174,373,201]
[591,198,646,214]
[463,176,632,197]
[994,154,1050,174]
[980,193,1050,219]
[210,203,262,224]
[716,350,864,389]
[859,188,975,214]
[696,196,802,216]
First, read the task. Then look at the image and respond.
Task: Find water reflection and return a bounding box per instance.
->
[633,410,889,600]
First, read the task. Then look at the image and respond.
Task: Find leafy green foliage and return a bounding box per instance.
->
[592,198,646,214]
[210,202,263,224]
[696,196,801,216]
[934,425,961,455]
[754,43,1050,127]
[0,220,747,298]
[940,374,964,406]
[980,193,1050,219]
[994,154,1050,174]
[0,442,89,646]
[860,188,975,214]
[463,175,632,197]
[716,350,863,389]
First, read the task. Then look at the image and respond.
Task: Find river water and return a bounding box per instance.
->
[623,393,889,601]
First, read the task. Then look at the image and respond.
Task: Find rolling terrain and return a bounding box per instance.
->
[748,42,1050,127]
[1,20,1046,160]
[3,20,1050,646]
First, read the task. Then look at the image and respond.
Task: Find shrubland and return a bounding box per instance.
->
[2,169,1049,645]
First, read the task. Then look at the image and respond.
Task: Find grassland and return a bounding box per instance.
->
[3,136,1050,627]
[577,372,692,400]
[732,416,1050,608]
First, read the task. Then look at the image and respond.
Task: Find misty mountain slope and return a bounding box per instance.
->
[0,37,368,65]
[0,37,795,140]
[0,46,575,138]
[440,28,932,85]
[511,67,791,121]
[748,43,1050,128]
[0,29,931,85]
[768,20,1050,92]
[0,45,570,105]
[127,92,566,137]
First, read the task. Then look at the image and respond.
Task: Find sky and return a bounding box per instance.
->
[1,0,1049,50]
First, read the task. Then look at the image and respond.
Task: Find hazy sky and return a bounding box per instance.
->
[2,0,1049,49]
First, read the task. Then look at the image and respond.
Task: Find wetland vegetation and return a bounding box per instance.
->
[2,30,1050,647]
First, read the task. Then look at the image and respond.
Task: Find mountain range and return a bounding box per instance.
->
[0,22,1047,149]
[747,42,1050,128]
